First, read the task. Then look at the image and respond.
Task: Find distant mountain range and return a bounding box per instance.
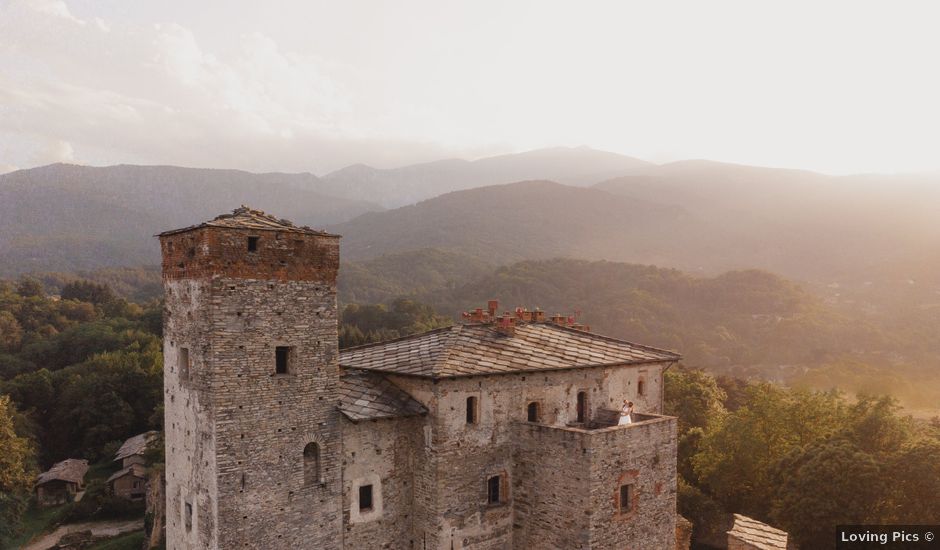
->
[3,148,939,287]
[319,146,653,207]
[328,179,701,265]
[0,163,380,274]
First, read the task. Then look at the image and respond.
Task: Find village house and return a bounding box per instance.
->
[35,458,88,507]
[108,431,157,500]
[108,463,149,501]
[114,431,158,468]
[160,207,682,549]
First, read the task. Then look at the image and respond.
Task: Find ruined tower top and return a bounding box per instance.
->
[157,206,340,282]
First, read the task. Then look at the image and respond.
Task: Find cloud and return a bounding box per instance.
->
[0,0,437,173]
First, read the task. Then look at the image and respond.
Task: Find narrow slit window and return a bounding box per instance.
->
[179,347,190,381]
[275,346,290,375]
[527,401,539,422]
[466,396,477,424]
[487,475,501,504]
[185,501,193,531]
[619,483,635,513]
[638,378,646,396]
[576,391,587,423]
[359,484,373,511]
[247,236,260,252]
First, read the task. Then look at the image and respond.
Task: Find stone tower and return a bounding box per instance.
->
[159,207,342,550]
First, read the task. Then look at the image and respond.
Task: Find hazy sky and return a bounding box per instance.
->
[1,0,938,175]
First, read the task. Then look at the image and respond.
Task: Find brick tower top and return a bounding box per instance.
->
[157,206,339,282]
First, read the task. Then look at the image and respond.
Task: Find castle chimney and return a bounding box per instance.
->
[496,312,516,336]
[487,299,499,318]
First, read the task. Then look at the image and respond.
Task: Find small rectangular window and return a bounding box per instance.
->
[247,236,260,252]
[527,401,540,422]
[359,484,373,511]
[576,391,587,423]
[619,483,634,513]
[179,348,190,381]
[275,346,291,374]
[466,396,477,424]
[487,475,501,504]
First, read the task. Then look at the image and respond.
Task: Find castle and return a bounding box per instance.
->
[160,207,681,550]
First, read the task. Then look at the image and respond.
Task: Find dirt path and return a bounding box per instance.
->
[21,518,143,550]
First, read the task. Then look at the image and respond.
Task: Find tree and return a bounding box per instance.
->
[0,395,36,544]
[15,277,44,298]
[664,367,726,435]
[60,280,116,306]
[887,438,940,524]
[0,311,23,353]
[692,383,845,518]
[772,438,886,549]
[845,395,912,456]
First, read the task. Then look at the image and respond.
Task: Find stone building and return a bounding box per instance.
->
[108,463,148,501]
[35,458,88,507]
[160,207,681,550]
[114,431,158,468]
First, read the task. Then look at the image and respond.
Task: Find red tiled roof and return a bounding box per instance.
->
[340,322,680,378]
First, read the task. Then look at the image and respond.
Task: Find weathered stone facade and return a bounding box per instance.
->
[162,208,680,550]
[161,210,342,549]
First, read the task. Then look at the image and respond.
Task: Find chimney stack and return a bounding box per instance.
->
[487,299,499,318]
[496,312,516,336]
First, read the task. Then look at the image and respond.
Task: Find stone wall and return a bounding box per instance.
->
[144,469,165,549]
[162,226,343,550]
[513,423,592,549]
[163,277,218,549]
[512,416,678,550]
[587,416,678,550]
[342,416,423,549]
[387,362,669,550]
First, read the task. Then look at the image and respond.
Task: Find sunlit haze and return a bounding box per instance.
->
[1,0,939,174]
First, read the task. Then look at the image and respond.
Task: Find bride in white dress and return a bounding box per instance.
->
[619,400,634,425]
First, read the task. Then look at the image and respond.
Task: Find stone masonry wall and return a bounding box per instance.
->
[512,423,592,549]
[162,226,342,550]
[387,361,669,550]
[342,416,423,549]
[164,278,219,549]
[587,416,678,550]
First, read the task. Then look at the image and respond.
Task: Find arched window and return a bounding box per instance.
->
[637,378,646,397]
[304,442,321,486]
[527,401,540,422]
[466,396,478,424]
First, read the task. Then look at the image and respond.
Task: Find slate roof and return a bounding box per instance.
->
[114,431,158,462]
[107,463,148,484]
[36,459,88,486]
[727,514,790,550]
[340,322,680,378]
[158,206,336,237]
[337,370,427,421]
